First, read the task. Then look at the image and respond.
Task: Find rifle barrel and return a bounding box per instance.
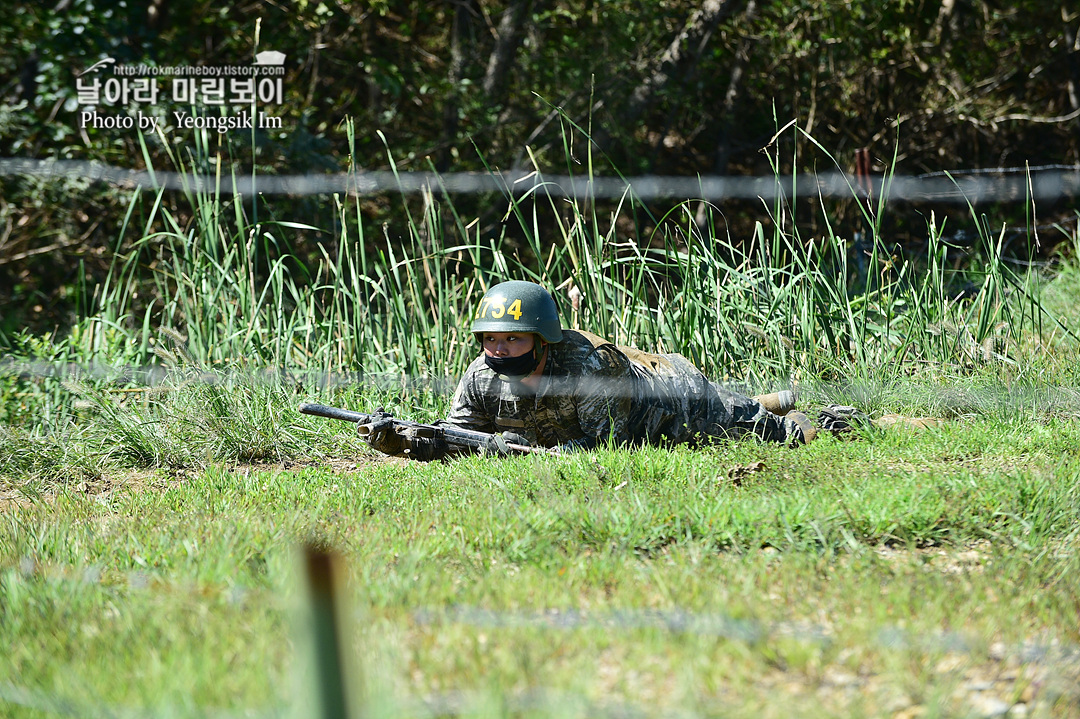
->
[298,403,372,424]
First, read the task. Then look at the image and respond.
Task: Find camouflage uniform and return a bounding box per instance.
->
[443,329,805,450]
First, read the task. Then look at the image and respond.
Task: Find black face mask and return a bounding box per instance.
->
[485,346,542,381]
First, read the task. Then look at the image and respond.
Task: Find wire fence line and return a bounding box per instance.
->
[0,358,460,394]
[7,357,1080,413]
[3,157,1079,203]
[409,605,821,646]
[411,605,1080,666]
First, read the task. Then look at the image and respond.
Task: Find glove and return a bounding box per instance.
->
[817,404,871,434]
[359,417,404,455]
[403,436,448,461]
[481,431,530,456]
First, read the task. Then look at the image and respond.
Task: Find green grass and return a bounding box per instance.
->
[2,419,1080,717]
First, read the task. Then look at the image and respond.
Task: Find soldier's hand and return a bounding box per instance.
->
[481,431,530,456]
[403,435,448,461]
[359,417,405,455]
[501,431,529,448]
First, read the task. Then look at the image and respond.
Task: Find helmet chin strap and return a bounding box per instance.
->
[530,340,549,370]
[532,341,547,369]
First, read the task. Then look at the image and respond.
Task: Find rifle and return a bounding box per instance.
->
[298,403,548,460]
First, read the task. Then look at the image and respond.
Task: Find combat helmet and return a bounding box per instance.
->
[471,280,563,343]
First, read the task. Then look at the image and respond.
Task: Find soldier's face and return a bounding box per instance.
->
[482,332,536,358]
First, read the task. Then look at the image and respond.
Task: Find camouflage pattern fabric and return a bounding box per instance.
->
[442,329,806,450]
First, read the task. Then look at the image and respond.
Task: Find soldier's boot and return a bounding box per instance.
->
[753,390,796,416]
[786,410,818,445]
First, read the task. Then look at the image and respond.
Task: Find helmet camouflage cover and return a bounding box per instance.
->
[470,280,563,343]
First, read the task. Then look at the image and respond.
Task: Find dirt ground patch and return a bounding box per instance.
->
[0,468,159,511]
[0,454,400,512]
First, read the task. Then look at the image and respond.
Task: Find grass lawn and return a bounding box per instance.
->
[3,411,1079,718]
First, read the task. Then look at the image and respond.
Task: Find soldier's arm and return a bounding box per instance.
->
[439,368,498,434]
[571,344,634,447]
